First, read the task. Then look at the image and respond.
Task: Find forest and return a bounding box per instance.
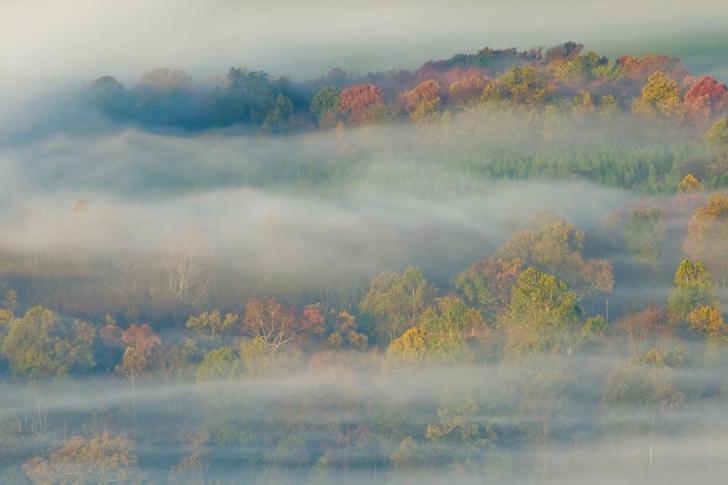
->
[2,40,728,484]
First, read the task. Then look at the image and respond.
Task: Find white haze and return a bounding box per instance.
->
[0,124,634,280]
[1,0,727,83]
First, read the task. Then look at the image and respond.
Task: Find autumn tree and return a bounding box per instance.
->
[613,305,672,358]
[458,258,523,315]
[139,68,192,90]
[338,84,385,124]
[397,80,441,121]
[676,173,704,194]
[687,306,725,339]
[632,71,686,121]
[684,195,728,287]
[495,219,614,300]
[1,307,94,379]
[116,348,147,418]
[23,433,144,485]
[447,75,491,108]
[685,75,728,129]
[243,298,307,348]
[359,267,435,344]
[624,208,665,275]
[667,259,719,321]
[498,67,551,108]
[384,327,427,371]
[120,323,162,359]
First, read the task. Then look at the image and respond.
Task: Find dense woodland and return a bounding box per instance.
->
[3,42,728,483]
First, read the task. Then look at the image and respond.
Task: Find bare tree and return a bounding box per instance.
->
[158,229,213,311]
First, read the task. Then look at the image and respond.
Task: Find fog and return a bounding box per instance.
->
[3,356,728,484]
[1,6,726,483]
[1,0,727,82]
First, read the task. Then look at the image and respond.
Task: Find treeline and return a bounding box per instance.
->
[87,41,727,135]
[78,42,728,194]
[2,182,728,482]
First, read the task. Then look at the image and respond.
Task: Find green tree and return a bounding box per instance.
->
[1,307,94,379]
[624,208,665,275]
[310,86,340,121]
[705,117,728,175]
[196,347,241,383]
[263,93,295,133]
[420,297,483,338]
[359,267,435,344]
[501,268,582,357]
[186,310,239,340]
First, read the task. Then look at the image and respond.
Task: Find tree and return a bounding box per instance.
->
[600,349,685,473]
[677,174,704,194]
[498,67,551,108]
[186,310,239,340]
[243,298,306,348]
[667,259,719,321]
[337,84,385,124]
[687,306,725,338]
[462,258,524,315]
[310,86,340,123]
[613,305,672,358]
[385,327,427,371]
[624,208,665,275]
[120,323,161,358]
[196,347,241,383]
[23,433,144,485]
[684,196,728,287]
[420,297,485,339]
[158,228,213,312]
[501,268,582,357]
[263,93,295,133]
[359,267,435,344]
[447,76,491,108]
[495,219,614,300]
[704,117,728,175]
[397,80,441,121]
[685,75,728,128]
[115,347,147,419]
[425,381,494,473]
[632,71,686,121]
[86,76,133,120]
[1,307,94,379]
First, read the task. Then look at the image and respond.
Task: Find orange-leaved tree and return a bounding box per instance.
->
[338,84,385,124]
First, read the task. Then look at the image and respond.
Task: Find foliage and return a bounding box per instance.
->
[684,196,728,287]
[501,268,582,356]
[23,433,144,485]
[359,267,435,344]
[1,307,94,379]
[624,208,665,274]
[667,259,719,321]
